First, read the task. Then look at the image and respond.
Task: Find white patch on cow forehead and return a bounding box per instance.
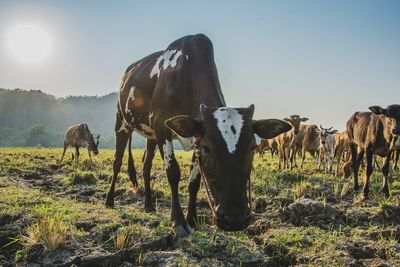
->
[163,140,173,169]
[125,86,135,114]
[149,49,187,79]
[213,108,244,154]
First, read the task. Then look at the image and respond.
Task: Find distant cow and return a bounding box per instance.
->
[60,123,100,163]
[346,105,400,198]
[105,34,291,236]
[257,138,278,158]
[275,115,308,169]
[295,124,320,168]
[318,125,337,173]
[333,131,351,177]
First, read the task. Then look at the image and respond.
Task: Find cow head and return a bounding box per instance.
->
[89,134,100,155]
[369,105,400,137]
[283,115,308,134]
[319,125,337,145]
[165,104,291,231]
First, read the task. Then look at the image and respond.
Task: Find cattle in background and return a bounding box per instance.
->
[295,124,320,168]
[105,34,291,236]
[346,105,400,198]
[318,126,338,173]
[275,115,309,169]
[333,131,351,176]
[256,138,278,158]
[60,123,100,163]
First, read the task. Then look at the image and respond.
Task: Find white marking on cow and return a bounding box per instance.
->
[117,120,130,133]
[163,140,174,169]
[150,49,185,79]
[176,136,194,151]
[189,164,199,182]
[213,108,244,154]
[125,86,135,114]
[135,123,156,139]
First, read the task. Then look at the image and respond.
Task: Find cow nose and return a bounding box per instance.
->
[321,141,325,144]
[216,210,252,231]
[392,129,399,135]
[294,130,299,134]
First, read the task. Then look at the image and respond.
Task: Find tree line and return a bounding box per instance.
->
[0,88,147,148]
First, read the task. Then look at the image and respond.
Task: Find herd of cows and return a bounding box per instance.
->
[58,34,400,237]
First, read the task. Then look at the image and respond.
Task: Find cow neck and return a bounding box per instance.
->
[194,136,252,219]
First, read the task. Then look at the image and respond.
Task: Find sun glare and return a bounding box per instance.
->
[6,24,52,64]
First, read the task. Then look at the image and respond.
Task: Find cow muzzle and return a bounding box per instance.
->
[216,210,252,231]
[392,129,400,136]
[294,130,299,134]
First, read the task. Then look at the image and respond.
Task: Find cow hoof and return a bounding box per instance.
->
[145,204,155,213]
[105,196,114,209]
[174,223,193,237]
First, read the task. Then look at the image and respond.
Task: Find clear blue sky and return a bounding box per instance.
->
[0,0,399,130]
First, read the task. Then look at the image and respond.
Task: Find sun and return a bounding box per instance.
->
[6,24,52,64]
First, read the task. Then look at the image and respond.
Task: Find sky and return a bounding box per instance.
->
[0,0,399,130]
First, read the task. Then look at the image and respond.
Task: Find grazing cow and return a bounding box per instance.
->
[318,126,338,173]
[60,123,100,163]
[333,131,351,177]
[256,138,278,158]
[275,115,309,169]
[295,124,320,168]
[105,34,291,236]
[346,105,400,198]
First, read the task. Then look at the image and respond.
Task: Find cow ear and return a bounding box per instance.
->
[165,115,203,138]
[369,106,386,115]
[330,130,338,134]
[300,117,309,122]
[283,117,290,122]
[252,119,292,139]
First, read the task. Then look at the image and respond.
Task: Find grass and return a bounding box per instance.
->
[1,147,400,266]
[24,213,69,251]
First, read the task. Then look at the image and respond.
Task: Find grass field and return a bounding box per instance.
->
[1,147,400,266]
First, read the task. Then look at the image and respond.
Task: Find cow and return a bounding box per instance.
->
[333,131,351,177]
[275,115,309,169]
[256,138,278,158]
[104,34,291,236]
[295,124,320,168]
[346,105,400,199]
[60,123,100,163]
[318,125,337,173]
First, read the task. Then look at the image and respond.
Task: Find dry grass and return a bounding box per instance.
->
[24,213,68,251]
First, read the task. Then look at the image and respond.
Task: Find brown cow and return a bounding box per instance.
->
[346,105,400,198]
[295,124,320,168]
[60,123,100,163]
[256,138,278,158]
[333,131,351,177]
[275,115,309,169]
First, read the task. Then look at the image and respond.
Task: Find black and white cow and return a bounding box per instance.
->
[105,34,291,236]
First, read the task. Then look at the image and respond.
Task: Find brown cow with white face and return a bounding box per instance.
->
[346,105,400,198]
[105,34,291,236]
[60,123,100,163]
[275,115,308,169]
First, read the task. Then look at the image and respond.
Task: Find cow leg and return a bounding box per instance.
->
[88,148,93,163]
[155,125,191,237]
[289,147,295,170]
[75,146,80,164]
[143,139,157,212]
[335,147,343,177]
[350,143,361,191]
[60,141,68,162]
[186,153,201,228]
[300,147,306,168]
[393,149,399,172]
[105,130,131,208]
[127,135,138,190]
[382,154,391,198]
[278,145,283,169]
[363,147,373,199]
